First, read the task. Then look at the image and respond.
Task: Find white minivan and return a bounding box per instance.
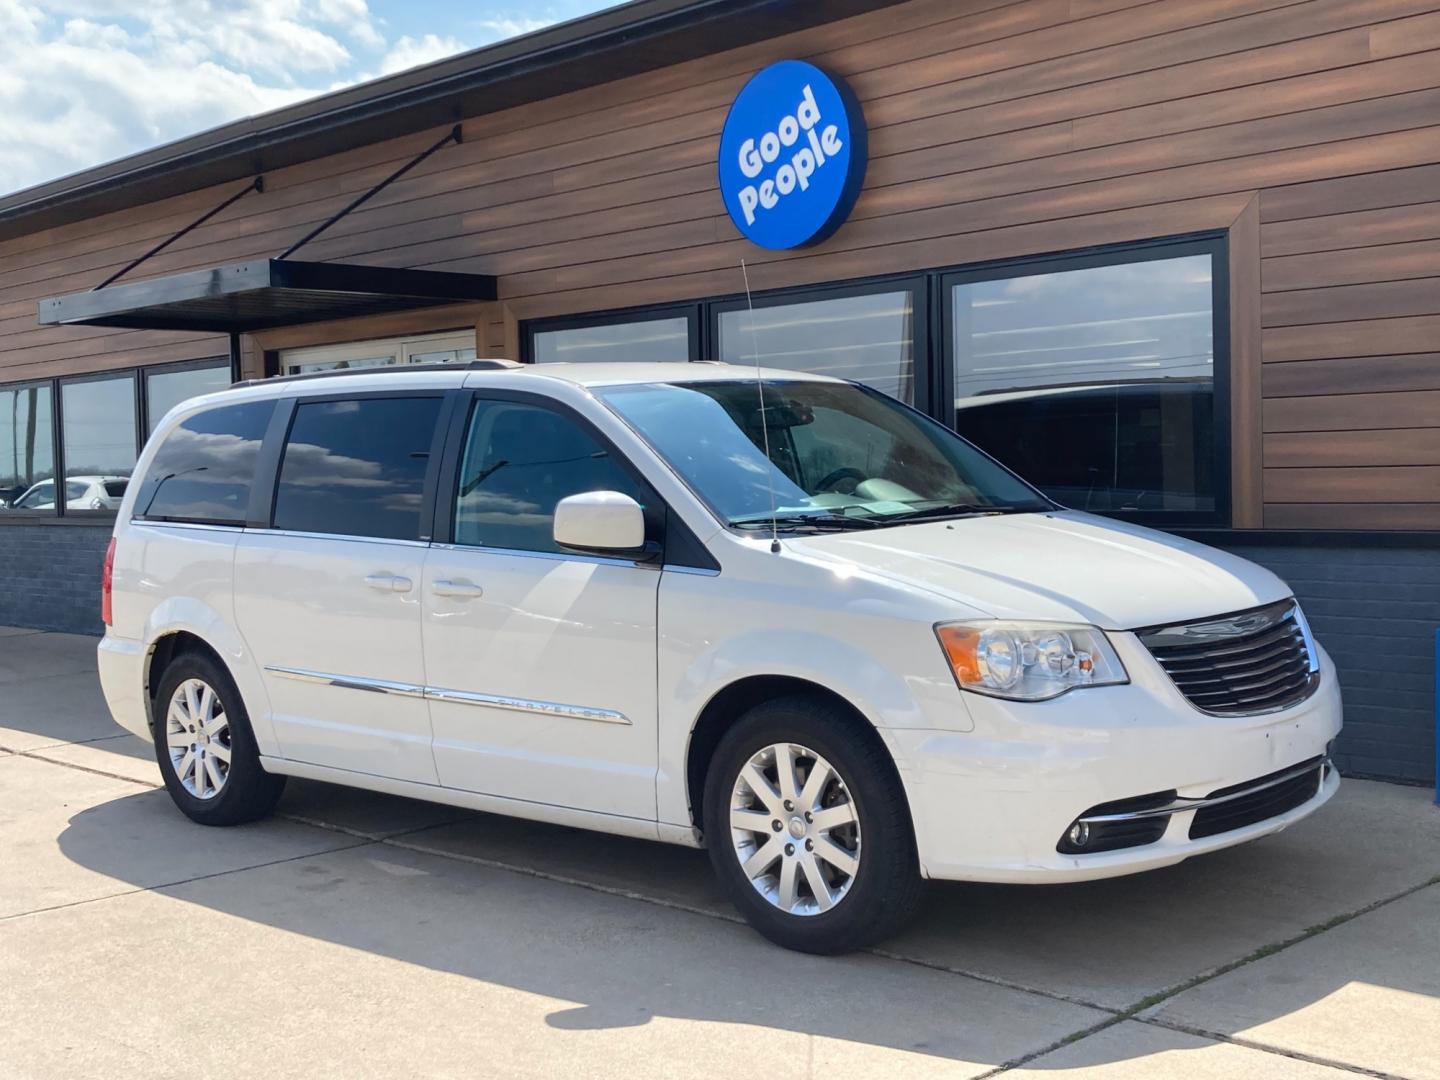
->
[99,361,1341,953]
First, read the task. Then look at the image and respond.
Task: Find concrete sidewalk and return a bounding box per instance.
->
[2,628,1437,1078]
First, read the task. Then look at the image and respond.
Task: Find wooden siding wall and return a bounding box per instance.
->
[1,0,1437,530]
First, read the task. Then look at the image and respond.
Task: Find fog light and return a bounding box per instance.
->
[1067,822,1090,848]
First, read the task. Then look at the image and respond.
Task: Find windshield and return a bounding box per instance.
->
[596,379,1052,530]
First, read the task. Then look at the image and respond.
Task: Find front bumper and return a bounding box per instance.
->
[885,634,1344,883]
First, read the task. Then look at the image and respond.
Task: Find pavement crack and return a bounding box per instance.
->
[3,747,159,788]
[1134,1016,1411,1080]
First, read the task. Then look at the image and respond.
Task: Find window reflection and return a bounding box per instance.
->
[62,376,136,511]
[0,383,54,512]
[717,291,916,404]
[950,253,1215,513]
[137,402,272,524]
[273,397,442,540]
[533,317,690,363]
[145,363,231,434]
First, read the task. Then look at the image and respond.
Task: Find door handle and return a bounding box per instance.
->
[364,573,413,593]
[432,579,484,599]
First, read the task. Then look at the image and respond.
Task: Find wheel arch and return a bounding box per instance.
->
[683,675,911,835]
[144,631,233,734]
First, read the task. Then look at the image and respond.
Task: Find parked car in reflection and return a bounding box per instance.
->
[4,475,128,511]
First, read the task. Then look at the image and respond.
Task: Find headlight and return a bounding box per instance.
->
[934,621,1128,701]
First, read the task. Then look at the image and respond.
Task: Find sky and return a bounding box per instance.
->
[0,0,621,197]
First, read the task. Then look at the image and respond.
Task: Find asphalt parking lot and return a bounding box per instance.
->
[2,626,1438,1079]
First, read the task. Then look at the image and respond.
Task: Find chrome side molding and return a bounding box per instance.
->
[264,665,630,725]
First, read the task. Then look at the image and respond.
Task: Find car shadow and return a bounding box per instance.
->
[55,780,1440,1068]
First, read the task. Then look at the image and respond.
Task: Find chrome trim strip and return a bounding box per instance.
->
[130,520,245,533]
[428,542,645,569]
[247,528,431,549]
[1078,758,1327,825]
[263,665,629,725]
[423,686,630,725]
[265,666,426,699]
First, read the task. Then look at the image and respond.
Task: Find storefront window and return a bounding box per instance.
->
[0,384,54,512]
[145,361,231,433]
[948,251,1217,514]
[61,375,137,512]
[532,316,692,364]
[716,290,917,404]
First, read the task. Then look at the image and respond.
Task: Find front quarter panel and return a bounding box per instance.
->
[655,542,978,827]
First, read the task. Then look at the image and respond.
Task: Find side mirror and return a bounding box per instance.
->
[553,491,654,559]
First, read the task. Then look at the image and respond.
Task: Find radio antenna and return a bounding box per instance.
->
[740,258,781,553]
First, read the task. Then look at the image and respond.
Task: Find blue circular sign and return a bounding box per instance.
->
[718,61,867,250]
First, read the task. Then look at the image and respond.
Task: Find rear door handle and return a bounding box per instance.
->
[364,573,413,593]
[432,579,484,599]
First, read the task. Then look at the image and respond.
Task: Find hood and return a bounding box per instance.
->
[786,511,1290,630]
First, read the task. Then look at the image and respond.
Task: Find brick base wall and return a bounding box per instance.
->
[1216,543,1437,785]
[0,524,109,636]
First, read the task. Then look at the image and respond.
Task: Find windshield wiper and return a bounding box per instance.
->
[731,513,886,532]
[878,502,1039,523]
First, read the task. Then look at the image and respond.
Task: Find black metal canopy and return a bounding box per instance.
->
[37,259,497,333]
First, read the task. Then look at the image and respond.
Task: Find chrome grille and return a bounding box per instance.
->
[1137,599,1319,716]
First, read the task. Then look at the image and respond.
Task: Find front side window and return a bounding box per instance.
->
[716,289,918,404]
[61,375,137,511]
[531,316,692,364]
[0,383,54,512]
[453,399,647,553]
[135,401,274,524]
[949,250,1218,515]
[598,379,1047,531]
[273,396,442,540]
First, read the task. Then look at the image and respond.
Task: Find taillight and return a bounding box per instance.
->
[101,538,116,626]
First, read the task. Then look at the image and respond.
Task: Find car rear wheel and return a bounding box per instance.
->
[153,651,285,826]
[703,694,923,954]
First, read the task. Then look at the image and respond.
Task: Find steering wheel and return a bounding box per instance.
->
[814,466,867,493]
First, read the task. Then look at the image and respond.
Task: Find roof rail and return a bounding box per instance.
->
[241,358,520,387]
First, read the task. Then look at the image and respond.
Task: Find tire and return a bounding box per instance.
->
[151,650,285,826]
[702,694,923,954]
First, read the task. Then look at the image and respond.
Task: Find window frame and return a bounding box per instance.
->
[131,398,279,528]
[520,232,1229,527]
[429,387,717,571]
[141,357,232,435]
[56,368,141,521]
[264,388,459,544]
[0,355,233,524]
[707,274,932,413]
[0,379,60,519]
[522,304,702,365]
[937,234,1230,527]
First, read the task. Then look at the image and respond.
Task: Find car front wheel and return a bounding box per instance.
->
[703,695,923,954]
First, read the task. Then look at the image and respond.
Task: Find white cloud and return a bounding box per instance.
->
[0,1,614,197]
[378,32,467,75]
[476,15,552,38]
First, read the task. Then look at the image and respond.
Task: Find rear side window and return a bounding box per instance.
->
[135,401,274,524]
[274,396,442,541]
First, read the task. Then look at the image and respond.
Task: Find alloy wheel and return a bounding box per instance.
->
[729,741,861,915]
[164,678,232,800]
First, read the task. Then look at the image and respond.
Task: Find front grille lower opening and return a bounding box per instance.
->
[1188,757,1325,840]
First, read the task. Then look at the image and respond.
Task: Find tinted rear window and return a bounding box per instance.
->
[135,401,274,524]
[273,396,442,541]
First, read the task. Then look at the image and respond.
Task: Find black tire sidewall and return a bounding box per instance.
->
[702,697,920,954]
[152,651,280,826]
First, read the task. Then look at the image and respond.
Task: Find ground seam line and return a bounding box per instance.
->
[5,747,161,787]
[1135,1017,1408,1080]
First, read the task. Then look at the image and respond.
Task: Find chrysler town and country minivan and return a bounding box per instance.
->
[99,361,1341,953]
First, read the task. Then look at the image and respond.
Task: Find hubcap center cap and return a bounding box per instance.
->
[787,816,806,839]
